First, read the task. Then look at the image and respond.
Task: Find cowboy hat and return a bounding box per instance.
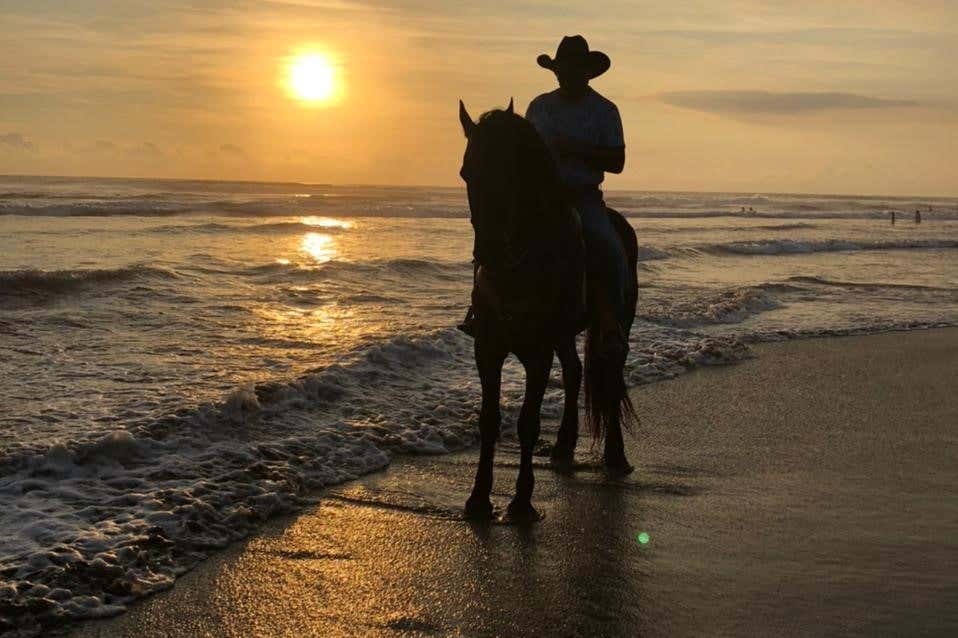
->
[537,35,610,79]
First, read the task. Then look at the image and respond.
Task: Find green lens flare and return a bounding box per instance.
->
[637,532,650,545]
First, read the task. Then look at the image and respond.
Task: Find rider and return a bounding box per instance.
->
[531,35,629,352]
[459,35,629,355]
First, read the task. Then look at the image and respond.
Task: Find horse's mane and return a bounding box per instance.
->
[470,109,568,253]
[475,109,561,202]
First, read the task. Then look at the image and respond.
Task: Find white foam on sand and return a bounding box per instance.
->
[639,286,782,328]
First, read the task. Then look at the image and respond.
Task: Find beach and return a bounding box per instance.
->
[70,328,958,638]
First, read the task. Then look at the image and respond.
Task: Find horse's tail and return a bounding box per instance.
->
[583,320,638,443]
[583,207,639,443]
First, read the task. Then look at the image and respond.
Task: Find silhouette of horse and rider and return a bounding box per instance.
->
[457,36,638,520]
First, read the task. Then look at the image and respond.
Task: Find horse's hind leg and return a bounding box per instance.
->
[551,336,581,466]
[465,337,505,519]
[508,346,553,520]
[603,405,631,472]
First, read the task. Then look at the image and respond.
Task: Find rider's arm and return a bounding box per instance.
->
[555,138,624,173]
[554,101,625,174]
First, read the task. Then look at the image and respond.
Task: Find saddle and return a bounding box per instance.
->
[465,205,598,338]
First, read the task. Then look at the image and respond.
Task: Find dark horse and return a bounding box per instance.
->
[458,100,639,520]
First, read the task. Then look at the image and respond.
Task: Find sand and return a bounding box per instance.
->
[71,328,958,637]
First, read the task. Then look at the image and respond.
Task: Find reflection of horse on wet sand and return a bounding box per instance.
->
[458,100,639,521]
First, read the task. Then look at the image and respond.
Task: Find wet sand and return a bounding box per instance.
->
[72,329,958,637]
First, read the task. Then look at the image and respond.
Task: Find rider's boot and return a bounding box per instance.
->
[457,305,477,337]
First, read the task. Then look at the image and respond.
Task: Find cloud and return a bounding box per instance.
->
[126,141,163,159]
[0,132,34,150]
[262,0,374,10]
[659,91,918,115]
[219,143,246,157]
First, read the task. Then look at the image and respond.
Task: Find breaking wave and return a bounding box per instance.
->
[699,238,958,256]
[151,221,353,234]
[0,266,180,300]
[0,197,468,219]
[785,276,956,292]
[639,287,782,328]
[241,258,472,282]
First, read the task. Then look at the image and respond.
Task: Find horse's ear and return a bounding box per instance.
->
[459,100,476,138]
[506,97,514,115]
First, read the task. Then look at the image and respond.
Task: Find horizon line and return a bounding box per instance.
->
[2,172,956,201]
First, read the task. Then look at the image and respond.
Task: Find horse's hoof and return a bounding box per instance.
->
[504,499,542,523]
[464,496,494,519]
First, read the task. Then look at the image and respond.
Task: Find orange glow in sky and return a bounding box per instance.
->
[3,2,958,195]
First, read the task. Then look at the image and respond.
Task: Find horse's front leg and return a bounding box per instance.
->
[465,336,506,519]
[508,346,553,521]
[552,335,581,466]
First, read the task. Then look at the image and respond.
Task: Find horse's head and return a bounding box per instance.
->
[458,99,557,268]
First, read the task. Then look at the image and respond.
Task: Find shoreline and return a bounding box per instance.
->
[68,327,958,637]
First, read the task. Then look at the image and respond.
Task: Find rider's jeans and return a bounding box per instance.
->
[571,187,630,331]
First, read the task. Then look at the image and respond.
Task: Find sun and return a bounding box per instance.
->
[284,51,339,105]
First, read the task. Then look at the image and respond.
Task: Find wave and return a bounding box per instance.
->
[608,191,958,215]
[1,202,191,217]
[785,275,955,292]
[740,320,958,342]
[621,210,958,220]
[638,277,958,329]
[241,258,473,283]
[636,246,671,261]
[0,197,468,219]
[699,238,958,256]
[0,265,180,301]
[151,220,351,235]
[639,287,782,328]
[646,222,820,234]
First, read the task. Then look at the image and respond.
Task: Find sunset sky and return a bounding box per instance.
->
[2,1,956,195]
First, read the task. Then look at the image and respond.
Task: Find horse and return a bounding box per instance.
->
[458,99,639,520]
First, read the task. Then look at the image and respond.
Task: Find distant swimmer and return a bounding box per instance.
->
[891,211,896,225]
[915,209,922,224]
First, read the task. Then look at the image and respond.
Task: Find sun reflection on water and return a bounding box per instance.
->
[302,216,353,229]
[301,232,336,263]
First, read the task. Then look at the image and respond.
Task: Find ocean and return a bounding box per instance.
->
[1,174,956,631]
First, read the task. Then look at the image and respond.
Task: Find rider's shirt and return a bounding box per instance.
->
[525,87,624,188]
